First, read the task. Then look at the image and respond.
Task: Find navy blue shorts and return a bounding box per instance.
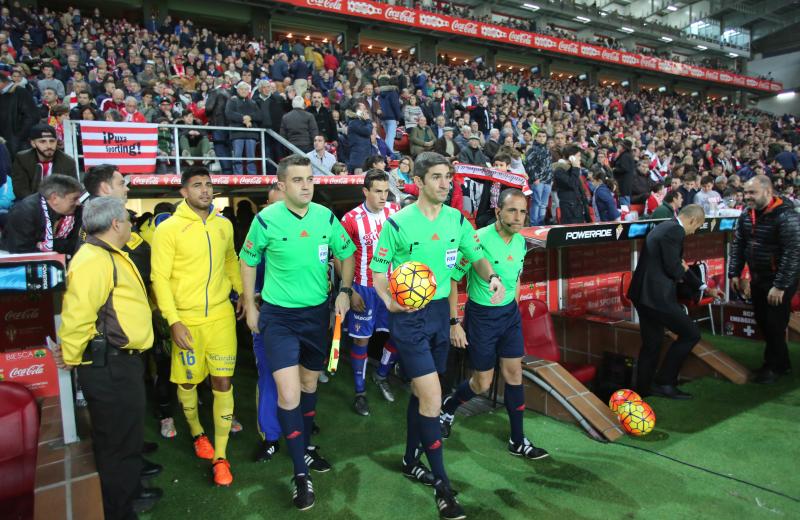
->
[388,298,450,379]
[258,301,329,372]
[465,300,524,372]
[345,284,389,339]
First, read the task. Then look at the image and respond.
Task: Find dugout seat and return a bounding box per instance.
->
[520,299,596,384]
[0,382,40,520]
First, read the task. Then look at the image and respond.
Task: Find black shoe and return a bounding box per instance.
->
[142,441,159,454]
[141,458,163,478]
[291,474,315,511]
[434,480,466,520]
[304,446,332,473]
[354,394,370,416]
[508,438,549,460]
[752,369,780,385]
[311,422,320,435]
[439,409,455,439]
[650,384,693,400]
[402,457,436,486]
[132,487,163,514]
[254,440,280,462]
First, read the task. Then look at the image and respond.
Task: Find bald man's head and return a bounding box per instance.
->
[744,175,773,210]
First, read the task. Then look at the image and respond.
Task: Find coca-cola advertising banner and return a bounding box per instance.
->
[281,0,782,92]
[0,347,59,398]
[0,293,56,351]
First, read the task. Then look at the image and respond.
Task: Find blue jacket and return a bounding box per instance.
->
[0,142,13,211]
[592,183,620,222]
[347,118,374,171]
[378,88,402,121]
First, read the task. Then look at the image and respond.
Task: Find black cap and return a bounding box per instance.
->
[29,124,58,140]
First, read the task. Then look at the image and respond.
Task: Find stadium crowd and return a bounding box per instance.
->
[1,3,799,519]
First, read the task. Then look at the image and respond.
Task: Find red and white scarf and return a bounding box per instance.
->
[37,195,75,252]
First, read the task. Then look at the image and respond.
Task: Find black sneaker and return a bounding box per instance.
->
[354,394,370,416]
[304,446,332,473]
[254,440,280,462]
[402,457,436,486]
[508,438,549,460]
[372,373,396,402]
[434,480,466,520]
[439,408,455,439]
[291,474,315,511]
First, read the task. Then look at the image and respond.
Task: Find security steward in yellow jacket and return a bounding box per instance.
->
[56,197,160,520]
[151,165,244,486]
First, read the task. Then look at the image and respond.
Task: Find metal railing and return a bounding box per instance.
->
[64,120,332,178]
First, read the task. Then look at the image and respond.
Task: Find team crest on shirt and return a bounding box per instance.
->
[318,244,329,264]
[445,248,458,269]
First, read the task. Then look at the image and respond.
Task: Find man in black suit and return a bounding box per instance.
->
[627,204,722,399]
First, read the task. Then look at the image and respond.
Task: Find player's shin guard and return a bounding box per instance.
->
[300,391,318,449]
[504,383,526,445]
[442,379,477,415]
[376,343,398,379]
[404,395,421,464]
[351,345,368,394]
[212,386,234,460]
[177,385,204,437]
[277,406,308,476]
[419,415,449,487]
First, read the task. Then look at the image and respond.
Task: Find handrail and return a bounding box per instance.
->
[264,128,331,177]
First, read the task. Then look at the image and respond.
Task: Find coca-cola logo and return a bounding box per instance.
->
[5,309,40,321]
[558,41,579,54]
[657,61,671,72]
[306,0,342,10]
[419,14,449,28]
[689,68,705,78]
[480,26,507,39]
[621,54,638,65]
[582,45,601,57]
[135,175,161,185]
[9,364,45,378]
[640,57,657,69]
[508,31,531,45]
[212,176,230,185]
[769,83,780,91]
[236,176,266,185]
[601,50,620,62]
[733,76,746,85]
[745,78,757,86]
[452,20,478,35]
[707,71,719,81]
[719,73,732,82]
[384,7,415,23]
[347,0,382,16]
[534,36,557,48]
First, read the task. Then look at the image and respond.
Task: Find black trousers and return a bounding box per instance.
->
[78,352,145,520]
[634,304,701,391]
[751,282,798,373]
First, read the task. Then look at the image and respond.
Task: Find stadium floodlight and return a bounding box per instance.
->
[777,91,796,100]
[721,96,728,101]
[531,65,540,74]
[620,80,630,87]
[666,5,679,12]
[522,3,540,11]
[728,52,738,58]
[691,91,699,97]
[575,16,591,23]
[578,73,588,81]
[287,33,293,38]
[619,27,635,33]
[722,29,739,38]
[660,36,673,42]
[696,45,708,50]
[658,86,667,93]
[599,11,608,17]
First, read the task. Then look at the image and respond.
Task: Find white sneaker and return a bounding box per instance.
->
[160,417,177,439]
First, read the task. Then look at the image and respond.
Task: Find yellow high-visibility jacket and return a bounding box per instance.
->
[151,201,243,326]
[59,236,153,365]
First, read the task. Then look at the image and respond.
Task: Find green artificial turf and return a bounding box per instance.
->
[139,335,800,520]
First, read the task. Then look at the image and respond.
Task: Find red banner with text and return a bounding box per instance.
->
[277,0,781,92]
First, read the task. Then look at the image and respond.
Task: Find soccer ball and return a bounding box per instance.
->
[608,389,642,413]
[617,400,656,436]
[389,261,437,309]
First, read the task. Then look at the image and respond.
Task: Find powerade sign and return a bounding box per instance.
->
[564,228,612,240]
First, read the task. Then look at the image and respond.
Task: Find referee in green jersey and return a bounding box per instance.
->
[370,152,505,520]
[240,155,356,510]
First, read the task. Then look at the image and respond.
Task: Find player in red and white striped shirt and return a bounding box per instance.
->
[341,170,400,416]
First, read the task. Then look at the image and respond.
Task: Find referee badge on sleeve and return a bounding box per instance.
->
[319,244,329,264]
[445,248,458,269]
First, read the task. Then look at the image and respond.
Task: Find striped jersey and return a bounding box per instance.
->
[342,202,400,287]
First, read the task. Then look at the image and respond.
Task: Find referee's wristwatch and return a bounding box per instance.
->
[450,317,461,326]
[339,286,353,296]
[489,274,501,283]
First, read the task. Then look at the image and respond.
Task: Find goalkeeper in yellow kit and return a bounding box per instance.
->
[151,166,244,486]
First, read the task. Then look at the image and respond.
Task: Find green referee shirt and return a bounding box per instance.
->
[452,224,525,307]
[369,203,484,301]
[241,201,355,308]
